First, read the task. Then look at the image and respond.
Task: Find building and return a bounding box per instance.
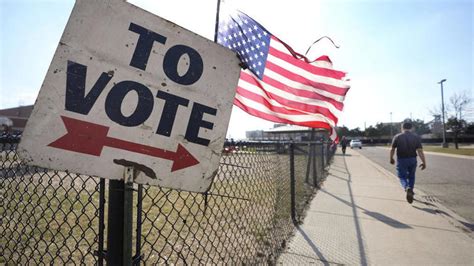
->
[0,105,34,132]
[245,130,265,140]
[427,115,443,135]
[246,124,329,141]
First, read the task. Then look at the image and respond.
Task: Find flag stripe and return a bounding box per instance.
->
[264,68,345,103]
[266,58,349,96]
[237,84,335,124]
[236,86,336,124]
[237,87,309,116]
[234,96,333,130]
[269,38,350,88]
[234,98,304,125]
[269,38,347,80]
[240,71,339,123]
[261,74,344,110]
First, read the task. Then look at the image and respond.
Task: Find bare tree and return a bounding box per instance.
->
[429,103,450,118]
[447,91,472,149]
[450,91,472,121]
[430,91,472,148]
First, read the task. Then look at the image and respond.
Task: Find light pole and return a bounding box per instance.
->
[438,79,448,148]
[390,112,393,139]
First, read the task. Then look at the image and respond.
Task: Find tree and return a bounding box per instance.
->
[365,125,379,138]
[374,122,401,137]
[446,117,467,149]
[429,103,450,121]
[337,126,364,138]
[448,91,472,149]
[349,127,363,137]
[411,119,431,136]
[450,91,472,121]
[431,91,472,148]
[466,122,474,135]
[336,126,350,138]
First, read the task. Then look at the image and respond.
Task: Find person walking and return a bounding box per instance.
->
[389,121,426,203]
[341,136,348,155]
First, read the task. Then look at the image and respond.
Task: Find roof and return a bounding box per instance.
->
[0,105,34,118]
[263,125,326,133]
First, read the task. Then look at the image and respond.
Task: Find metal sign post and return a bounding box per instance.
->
[106,179,125,265]
[106,167,134,265]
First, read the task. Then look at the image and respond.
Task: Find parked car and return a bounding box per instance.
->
[350,139,362,149]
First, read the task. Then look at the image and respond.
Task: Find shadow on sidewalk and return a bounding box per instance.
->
[294,225,332,266]
[333,154,473,234]
[320,189,412,229]
[329,173,351,182]
[326,156,413,229]
[459,221,474,232]
[412,203,474,232]
[316,154,414,265]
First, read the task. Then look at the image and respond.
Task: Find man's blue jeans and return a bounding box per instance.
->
[396,157,417,190]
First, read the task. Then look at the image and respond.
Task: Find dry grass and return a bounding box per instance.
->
[1,151,317,264]
[423,145,474,156]
[1,173,100,264]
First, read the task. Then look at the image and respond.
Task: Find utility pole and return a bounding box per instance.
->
[390,112,393,140]
[438,79,448,148]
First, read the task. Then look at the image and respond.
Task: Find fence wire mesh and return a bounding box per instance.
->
[1,142,101,265]
[1,141,334,264]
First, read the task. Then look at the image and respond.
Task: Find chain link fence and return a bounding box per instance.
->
[1,141,101,264]
[1,140,335,264]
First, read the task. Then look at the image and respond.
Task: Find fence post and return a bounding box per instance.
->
[305,143,311,184]
[106,167,134,265]
[123,167,134,265]
[305,129,316,184]
[326,143,330,166]
[312,143,318,187]
[97,178,106,266]
[134,184,143,264]
[321,142,325,169]
[289,142,296,223]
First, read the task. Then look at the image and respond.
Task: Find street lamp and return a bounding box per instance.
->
[438,79,448,148]
[390,112,393,139]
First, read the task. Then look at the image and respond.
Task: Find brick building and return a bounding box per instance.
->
[0,105,34,132]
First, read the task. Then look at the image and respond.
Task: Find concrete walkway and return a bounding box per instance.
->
[278,149,474,265]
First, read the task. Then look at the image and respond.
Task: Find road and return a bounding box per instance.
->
[355,146,474,225]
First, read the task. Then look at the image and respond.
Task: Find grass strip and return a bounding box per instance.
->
[422,146,474,156]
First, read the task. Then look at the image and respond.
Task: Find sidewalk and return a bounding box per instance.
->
[278,149,474,265]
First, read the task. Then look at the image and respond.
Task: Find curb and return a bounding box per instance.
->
[352,149,474,239]
[375,146,473,160]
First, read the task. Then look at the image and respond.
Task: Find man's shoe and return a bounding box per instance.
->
[406,188,414,204]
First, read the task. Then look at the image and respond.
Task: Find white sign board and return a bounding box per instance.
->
[18,0,241,192]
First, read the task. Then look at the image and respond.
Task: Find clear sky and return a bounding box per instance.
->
[1,0,472,139]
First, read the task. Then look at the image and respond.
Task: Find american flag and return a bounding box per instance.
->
[217,10,350,141]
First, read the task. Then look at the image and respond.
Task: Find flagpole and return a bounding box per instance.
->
[213,0,222,43]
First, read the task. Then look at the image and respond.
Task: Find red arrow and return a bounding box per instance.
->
[48,116,199,172]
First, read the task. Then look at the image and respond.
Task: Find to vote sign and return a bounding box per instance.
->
[18,0,240,192]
